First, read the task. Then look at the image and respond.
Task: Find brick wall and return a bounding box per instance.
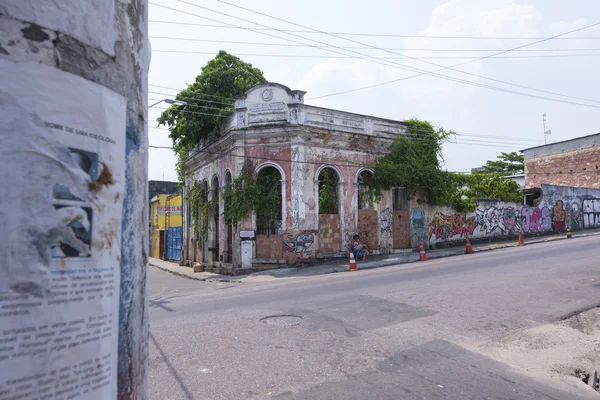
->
[525,147,600,189]
[256,234,284,259]
[319,214,341,252]
[357,209,378,250]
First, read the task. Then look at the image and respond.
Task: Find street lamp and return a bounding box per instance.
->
[149,98,187,108]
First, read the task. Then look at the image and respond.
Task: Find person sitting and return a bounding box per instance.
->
[351,234,371,261]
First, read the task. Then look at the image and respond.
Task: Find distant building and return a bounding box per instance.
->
[505,173,525,189]
[150,193,182,261]
[523,133,600,189]
[149,180,179,200]
[180,82,412,272]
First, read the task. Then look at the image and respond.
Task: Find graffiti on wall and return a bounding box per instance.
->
[428,212,477,240]
[411,208,425,240]
[357,209,378,250]
[521,206,551,233]
[476,206,520,234]
[380,207,393,235]
[583,198,600,228]
[424,196,598,244]
[283,233,314,254]
[566,202,582,230]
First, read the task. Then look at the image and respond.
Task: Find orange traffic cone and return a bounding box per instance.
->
[419,241,428,261]
[517,232,525,246]
[465,236,474,254]
[349,251,358,271]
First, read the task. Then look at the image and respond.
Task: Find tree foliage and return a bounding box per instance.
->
[372,119,522,212]
[480,151,524,175]
[440,173,523,212]
[222,161,282,229]
[318,169,339,214]
[157,51,267,182]
[372,119,454,203]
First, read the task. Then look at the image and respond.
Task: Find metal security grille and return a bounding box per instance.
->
[393,188,409,211]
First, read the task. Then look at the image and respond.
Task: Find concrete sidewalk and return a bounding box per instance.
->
[149,228,600,283]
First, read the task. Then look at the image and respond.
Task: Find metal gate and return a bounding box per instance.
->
[166,227,182,261]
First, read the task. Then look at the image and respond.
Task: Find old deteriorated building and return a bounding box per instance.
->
[181,82,413,272]
[523,132,600,189]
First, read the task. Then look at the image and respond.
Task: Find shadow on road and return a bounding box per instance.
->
[150,296,181,312]
[150,332,195,399]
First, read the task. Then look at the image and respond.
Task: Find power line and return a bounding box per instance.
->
[148,110,541,146]
[156,1,600,108]
[147,144,600,176]
[148,36,600,52]
[148,19,600,40]
[149,90,233,106]
[151,49,600,60]
[214,0,600,105]
[148,98,543,144]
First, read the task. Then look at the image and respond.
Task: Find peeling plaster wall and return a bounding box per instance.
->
[181,82,412,269]
[0,1,149,398]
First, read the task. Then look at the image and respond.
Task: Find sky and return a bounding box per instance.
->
[147,0,600,182]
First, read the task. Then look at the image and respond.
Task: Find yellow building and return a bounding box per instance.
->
[150,193,183,260]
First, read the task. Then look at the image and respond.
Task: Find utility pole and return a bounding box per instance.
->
[1,2,149,399]
[543,113,551,145]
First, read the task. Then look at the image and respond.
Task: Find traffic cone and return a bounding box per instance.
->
[517,232,525,246]
[349,251,358,271]
[566,228,572,238]
[419,241,428,261]
[465,236,474,254]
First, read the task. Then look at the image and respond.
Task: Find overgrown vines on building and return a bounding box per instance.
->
[223,160,282,229]
[188,185,211,241]
[371,118,522,212]
[318,169,338,214]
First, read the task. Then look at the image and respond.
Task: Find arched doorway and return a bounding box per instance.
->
[318,167,341,253]
[356,169,377,252]
[223,170,233,262]
[255,165,283,259]
[255,166,282,236]
[211,175,220,263]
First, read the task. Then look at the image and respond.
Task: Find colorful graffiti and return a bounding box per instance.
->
[520,206,551,233]
[552,200,566,232]
[411,208,425,240]
[566,202,582,230]
[425,196,597,245]
[475,206,518,234]
[428,212,477,240]
[583,199,600,228]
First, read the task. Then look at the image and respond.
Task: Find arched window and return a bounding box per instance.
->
[357,170,374,210]
[318,168,339,214]
[211,175,220,252]
[256,166,282,236]
[224,170,232,189]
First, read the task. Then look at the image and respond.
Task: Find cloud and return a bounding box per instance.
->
[293,0,599,173]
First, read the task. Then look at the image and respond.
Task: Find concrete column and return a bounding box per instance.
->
[1,1,149,399]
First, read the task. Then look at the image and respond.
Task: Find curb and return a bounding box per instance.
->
[151,231,600,279]
[352,230,600,272]
[149,262,243,283]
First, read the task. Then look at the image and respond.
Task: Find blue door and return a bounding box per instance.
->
[166,227,182,261]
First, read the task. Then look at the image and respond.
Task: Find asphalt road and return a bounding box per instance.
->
[149,236,600,400]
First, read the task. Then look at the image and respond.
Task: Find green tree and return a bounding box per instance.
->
[372,118,454,203]
[442,173,523,212]
[480,151,524,175]
[157,51,267,181]
[371,119,522,212]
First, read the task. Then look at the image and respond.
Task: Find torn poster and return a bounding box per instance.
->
[0,59,126,400]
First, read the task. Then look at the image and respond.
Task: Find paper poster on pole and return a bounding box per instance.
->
[0,60,126,400]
